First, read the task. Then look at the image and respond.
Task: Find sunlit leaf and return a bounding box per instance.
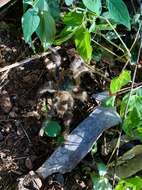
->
[63,12,83,26]
[115,176,142,190]
[74,27,92,61]
[110,70,131,94]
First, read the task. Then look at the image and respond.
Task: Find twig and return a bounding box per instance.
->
[0,47,60,73]
[84,63,111,82]
[20,123,32,144]
[124,41,142,118]
[122,21,142,70]
[92,39,120,59]
[105,18,131,58]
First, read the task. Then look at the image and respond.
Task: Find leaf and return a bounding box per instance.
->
[82,0,102,15]
[36,11,56,50]
[23,0,33,5]
[123,96,142,140]
[106,0,131,30]
[120,88,142,117]
[47,0,60,20]
[74,27,92,61]
[55,26,76,45]
[43,120,61,137]
[101,96,116,107]
[110,70,131,94]
[63,12,84,26]
[115,176,142,190]
[22,8,40,43]
[23,0,33,12]
[91,172,112,190]
[65,0,74,6]
[34,0,48,11]
[97,163,107,177]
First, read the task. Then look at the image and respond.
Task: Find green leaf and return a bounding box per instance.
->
[97,163,107,177]
[82,0,102,15]
[115,176,142,190]
[43,120,61,137]
[74,27,92,61]
[34,0,49,11]
[47,0,60,20]
[123,96,142,140]
[110,70,131,94]
[101,96,116,107]
[55,26,76,45]
[22,8,40,43]
[23,0,34,12]
[36,11,56,50]
[23,0,33,5]
[91,172,112,190]
[106,0,131,30]
[63,12,84,26]
[65,0,74,6]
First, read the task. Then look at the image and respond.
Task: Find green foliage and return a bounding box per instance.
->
[74,27,92,62]
[36,11,56,50]
[106,0,131,30]
[22,0,56,49]
[43,120,61,137]
[115,176,142,190]
[101,96,116,107]
[91,163,112,190]
[120,89,142,141]
[63,12,84,26]
[82,0,102,15]
[22,0,131,62]
[22,8,40,43]
[110,70,131,94]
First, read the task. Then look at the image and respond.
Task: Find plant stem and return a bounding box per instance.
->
[92,39,120,58]
[99,16,131,58]
[97,32,125,53]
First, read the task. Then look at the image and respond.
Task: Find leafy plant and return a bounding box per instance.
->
[110,70,131,94]
[115,176,142,190]
[22,0,131,61]
[120,88,142,141]
[91,163,112,190]
[22,0,57,50]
